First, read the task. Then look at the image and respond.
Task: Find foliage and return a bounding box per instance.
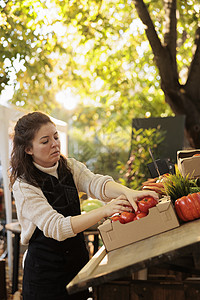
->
[51,0,199,138]
[91,149,128,179]
[68,127,98,164]
[0,0,64,112]
[163,166,191,204]
[117,127,166,189]
[0,0,184,118]
[68,125,131,179]
[1,1,198,114]
[54,0,173,130]
[1,1,200,157]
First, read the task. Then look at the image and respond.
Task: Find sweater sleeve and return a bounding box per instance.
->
[13,180,77,245]
[67,158,114,201]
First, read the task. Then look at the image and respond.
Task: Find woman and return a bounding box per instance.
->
[10,111,158,300]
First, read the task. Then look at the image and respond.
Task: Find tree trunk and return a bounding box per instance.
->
[133,0,200,148]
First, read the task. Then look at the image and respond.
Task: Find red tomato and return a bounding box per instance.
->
[137,196,158,213]
[133,212,147,220]
[119,212,135,224]
[110,215,121,222]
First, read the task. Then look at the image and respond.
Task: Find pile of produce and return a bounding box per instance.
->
[110,196,158,224]
[162,169,200,222]
[142,166,200,222]
[81,166,200,224]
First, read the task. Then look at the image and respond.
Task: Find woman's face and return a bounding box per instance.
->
[26,122,61,168]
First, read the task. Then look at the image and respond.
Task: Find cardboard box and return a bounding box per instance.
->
[177,149,200,178]
[98,196,179,252]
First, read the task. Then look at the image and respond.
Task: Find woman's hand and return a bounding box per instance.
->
[103,195,133,218]
[122,189,159,211]
[104,181,159,211]
[71,195,132,234]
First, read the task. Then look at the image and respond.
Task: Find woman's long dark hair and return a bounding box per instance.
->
[10,112,69,187]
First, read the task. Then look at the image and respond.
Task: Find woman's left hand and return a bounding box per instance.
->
[122,189,159,211]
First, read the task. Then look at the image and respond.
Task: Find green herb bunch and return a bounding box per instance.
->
[163,166,200,204]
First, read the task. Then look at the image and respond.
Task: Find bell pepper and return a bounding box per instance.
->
[133,212,147,220]
[119,211,135,224]
[137,196,158,213]
[175,192,200,221]
[110,215,121,222]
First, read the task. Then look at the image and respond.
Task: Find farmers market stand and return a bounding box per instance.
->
[67,218,200,299]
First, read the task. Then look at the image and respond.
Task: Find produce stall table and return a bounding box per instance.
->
[67,218,200,296]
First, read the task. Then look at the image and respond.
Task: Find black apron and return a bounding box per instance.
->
[22,163,89,300]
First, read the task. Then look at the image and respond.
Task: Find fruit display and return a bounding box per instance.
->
[98,196,179,251]
[110,196,158,224]
[142,166,200,223]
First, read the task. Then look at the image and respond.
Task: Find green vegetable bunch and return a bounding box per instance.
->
[163,166,200,204]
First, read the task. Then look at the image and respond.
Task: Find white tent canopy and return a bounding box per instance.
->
[0,103,68,276]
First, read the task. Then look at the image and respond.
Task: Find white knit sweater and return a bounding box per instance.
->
[13,157,113,245]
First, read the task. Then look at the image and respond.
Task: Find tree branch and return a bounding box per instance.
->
[132,0,179,92]
[163,0,177,59]
[132,0,163,56]
[185,27,200,101]
[163,0,178,80]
